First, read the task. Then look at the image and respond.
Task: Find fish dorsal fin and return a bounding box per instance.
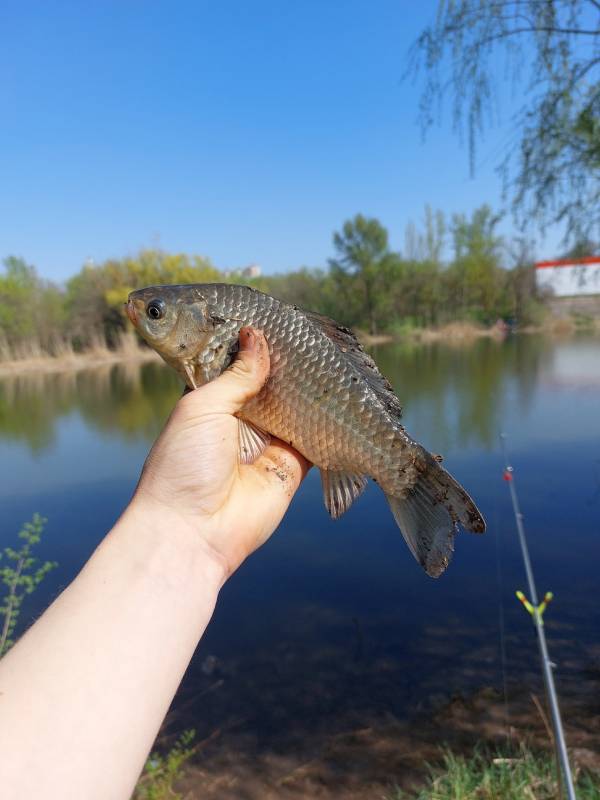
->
[320,468,367,518]
[238,418,271,464]
[303,310,402,419]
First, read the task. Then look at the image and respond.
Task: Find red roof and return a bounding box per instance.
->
[536,256,600,269]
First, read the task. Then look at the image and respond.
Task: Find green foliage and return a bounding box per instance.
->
[0,513,57,657]
[446,205,508,323]
[249,267,340,320]
[560,238,600,260]
[404,205,446,264]
[0,249,222,359]
[133,729,196,800]
[408,0,600,244]
[0,257,66,357]
[66,249,220,349]
[0,206,550,361]
[389,746,600,800]
[329,214,394,334]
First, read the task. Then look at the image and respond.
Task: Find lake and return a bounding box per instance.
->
[1,333,599,781]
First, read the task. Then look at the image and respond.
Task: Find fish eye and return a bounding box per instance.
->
[147,299,165,320]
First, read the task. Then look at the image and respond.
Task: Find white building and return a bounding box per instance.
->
[241,264,261,278]
[222,264,262,279]
[536,257,600,297]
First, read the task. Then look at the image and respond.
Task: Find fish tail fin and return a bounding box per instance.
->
[385,451,485,578]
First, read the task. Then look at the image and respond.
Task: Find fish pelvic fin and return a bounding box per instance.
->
[320,469,367,518]
[386,452,485,578]
[238,418,271,464]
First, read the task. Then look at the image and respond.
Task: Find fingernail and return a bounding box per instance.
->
[239,326,256,352]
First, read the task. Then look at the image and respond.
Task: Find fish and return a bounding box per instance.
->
[126,283,485,577]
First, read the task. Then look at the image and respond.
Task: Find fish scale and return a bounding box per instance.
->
[128,283,486,577]
[211,292,364,468]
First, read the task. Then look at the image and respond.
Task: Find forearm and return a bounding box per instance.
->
[0,499,226,800]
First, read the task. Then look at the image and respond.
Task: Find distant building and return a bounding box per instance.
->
[535,256,600,298]
[222,264,262,279]
[241,264,261,278]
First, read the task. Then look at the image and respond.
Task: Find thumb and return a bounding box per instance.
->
[200,327,270,414]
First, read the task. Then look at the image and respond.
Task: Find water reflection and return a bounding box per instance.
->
[374,335,551,451]
[0,334,569,454]
[0,360,181,451]
[77,362,181,441]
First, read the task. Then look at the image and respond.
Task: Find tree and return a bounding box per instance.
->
[0,257,66,355]
[408,0,600,245]
[66,249,221,348]
[401,207,447,326]
[0,257,39,343]
[560,237,600,257]
[447,205,506,321]
[329,215,393,334]
[404,205,446,263]
[253,267,340,319]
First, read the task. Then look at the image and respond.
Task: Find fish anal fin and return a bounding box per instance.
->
[238,418,271,464]
[320,469,367,519]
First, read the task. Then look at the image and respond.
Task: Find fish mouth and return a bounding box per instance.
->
[125,299,138,326]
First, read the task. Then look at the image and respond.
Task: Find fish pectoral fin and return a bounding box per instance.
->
[238,418,271,464]
[320,469,367,519]
[183,362,198,390]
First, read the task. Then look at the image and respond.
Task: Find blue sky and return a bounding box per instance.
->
[1,1,559,281]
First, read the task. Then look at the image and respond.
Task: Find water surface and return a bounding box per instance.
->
[1,334,599,754]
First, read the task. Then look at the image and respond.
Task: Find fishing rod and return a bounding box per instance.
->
[500,433,576,800]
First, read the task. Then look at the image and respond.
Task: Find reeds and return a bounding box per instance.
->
[0,329,157,375]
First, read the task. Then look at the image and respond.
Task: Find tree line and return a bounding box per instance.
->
[0,204,557,360]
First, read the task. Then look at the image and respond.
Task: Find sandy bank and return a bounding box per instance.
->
[416,321,508,343]
[0,347,160,377]
[357,321,507,347]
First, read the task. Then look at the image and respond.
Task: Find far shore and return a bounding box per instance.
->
[356,321,510,346]
[0,346,161,377]
[1,317,598,376]
[357,316,600,346]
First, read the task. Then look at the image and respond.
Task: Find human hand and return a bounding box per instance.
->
[132,327,310,579]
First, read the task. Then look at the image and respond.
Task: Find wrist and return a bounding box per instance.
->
[116,493,230,592]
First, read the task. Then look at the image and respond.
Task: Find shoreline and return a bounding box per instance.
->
[358,317,600,346]
[1,320,598,376]
[357,323,512,347]
[356,321,518,347]
[0,347,161,377]
[171,680,600,799]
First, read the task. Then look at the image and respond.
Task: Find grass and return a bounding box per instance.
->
[387,746,600,800]
[132,729,196,800]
